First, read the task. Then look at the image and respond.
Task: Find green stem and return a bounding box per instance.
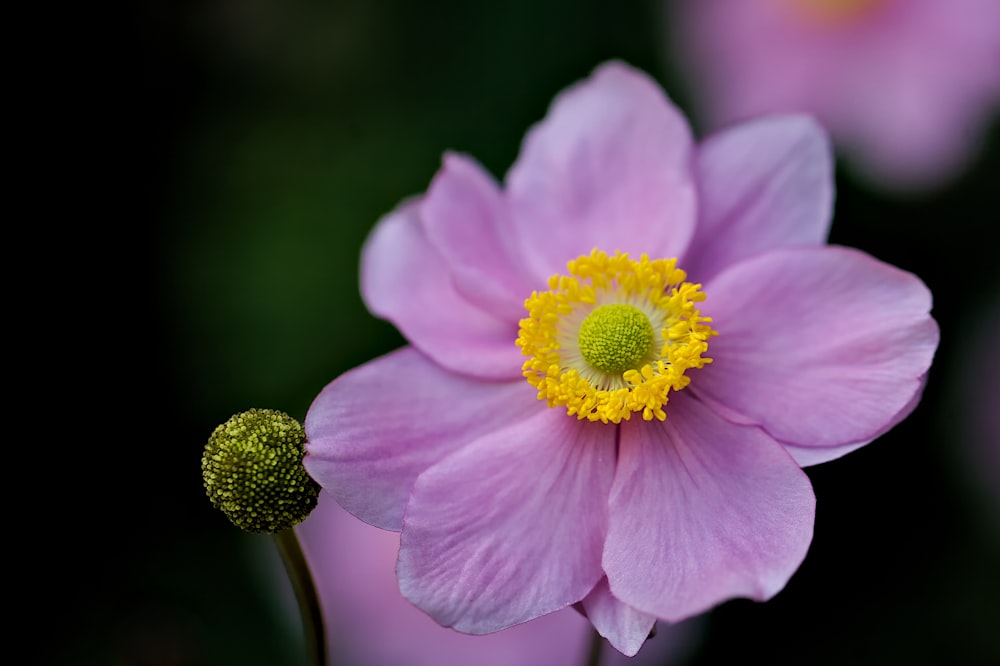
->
[585,628,605,666]
[273,528,327,666]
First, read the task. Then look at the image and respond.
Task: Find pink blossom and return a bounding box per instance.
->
[303,61,939,656]
[665,0,1000,192]
[296,492,702,665]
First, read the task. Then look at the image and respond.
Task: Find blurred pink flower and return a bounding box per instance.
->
[665,0,1000,192]
[296,492,702,666]
[304,61,938,656]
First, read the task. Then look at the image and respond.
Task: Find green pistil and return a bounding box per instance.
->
[202,408,320,534]
[577,304,655,375]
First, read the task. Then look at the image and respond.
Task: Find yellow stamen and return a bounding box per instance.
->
[516,249,717,424]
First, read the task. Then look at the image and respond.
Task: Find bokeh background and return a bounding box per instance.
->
[62,1,998,664]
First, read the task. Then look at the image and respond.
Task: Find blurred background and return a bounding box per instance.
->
[58,1,998,664]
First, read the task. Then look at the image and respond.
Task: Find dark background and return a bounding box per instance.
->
[50,1,998,664]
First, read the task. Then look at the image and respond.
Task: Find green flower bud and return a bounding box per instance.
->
[202,408,320,533]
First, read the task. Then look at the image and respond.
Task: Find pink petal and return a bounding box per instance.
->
[579,578,657,657]
[420,152,534,321]
[669,0,1000,192]
[696,246,939,465]
[361,199,522,381]
[781,371,930,467]
[505,61,697,282]
[603,393,815,622]
[398,409,616,633]
[303,347,536,530]
[297,494,696,666]
[684,115,834,283]
[296,492,599,666]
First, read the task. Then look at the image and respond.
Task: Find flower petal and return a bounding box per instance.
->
[398,409,616,633]
[603,393,815,622]
[361,198,522,380]
[696,246,939,464]
[297,492,602,666]
[505,61,697,281]
[684,115,834,283]
[579,578,657,657]
[420,152,534,320]
[669,0,1000,192]
[303,347,536,530]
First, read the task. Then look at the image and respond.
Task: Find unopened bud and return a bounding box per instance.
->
[202,408,320,533]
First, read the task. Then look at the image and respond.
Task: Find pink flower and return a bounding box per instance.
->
[296,492,702,666]
[665,0,1000,192]
[303,61,939,656]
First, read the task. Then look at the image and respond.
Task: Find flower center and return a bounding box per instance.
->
[517,249,717,424]
[577,304,655,375]
[786,0,882,23]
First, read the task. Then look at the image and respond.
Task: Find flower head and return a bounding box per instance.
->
[518,249,716,423]
[303,61,938,656]
[665,0,1000,192]
[203,408,320,533]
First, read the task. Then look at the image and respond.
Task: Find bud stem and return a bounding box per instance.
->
[585,628,605,666]
[273,527,327,666]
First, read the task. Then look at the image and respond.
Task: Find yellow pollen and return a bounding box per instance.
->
[578,304,655,375]
[516,249,717,424]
